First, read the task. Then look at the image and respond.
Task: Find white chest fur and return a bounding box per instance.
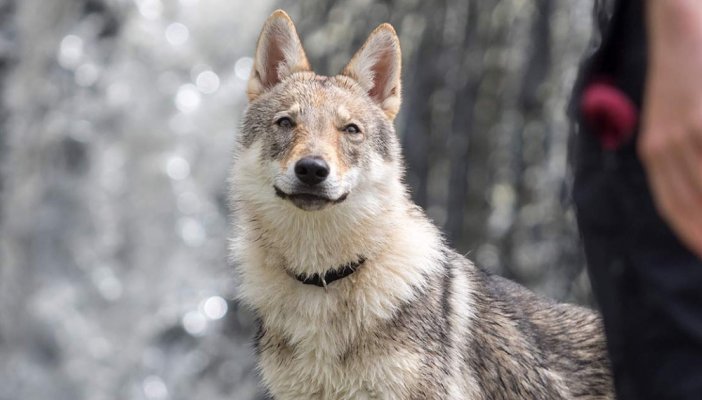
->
[257,320,422,400]
[235,224,444,399]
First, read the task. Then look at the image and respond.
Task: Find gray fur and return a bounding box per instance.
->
[231,10,614,400]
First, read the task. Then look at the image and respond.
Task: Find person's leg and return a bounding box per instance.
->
[574,128,702,399]
[619,160,702,399]
[573,132,641,399]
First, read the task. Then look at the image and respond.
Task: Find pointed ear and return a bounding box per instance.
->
[247,10,311,101]
[342,24,402,120]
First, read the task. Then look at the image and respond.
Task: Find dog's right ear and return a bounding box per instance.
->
[247,10,310,101]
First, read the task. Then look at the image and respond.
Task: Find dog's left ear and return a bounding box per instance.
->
[342,24,402,120]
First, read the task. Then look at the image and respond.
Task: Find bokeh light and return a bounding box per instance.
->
[165,22,189,46]
[195,70,220,94]
[202,296,228,320]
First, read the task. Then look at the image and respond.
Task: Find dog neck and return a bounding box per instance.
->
[233,192,446,322]
[236,187,403,277]
[231,183,447,359]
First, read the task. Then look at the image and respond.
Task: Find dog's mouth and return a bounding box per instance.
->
[274,186,349,211]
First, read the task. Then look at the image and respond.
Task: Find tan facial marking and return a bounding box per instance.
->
[275,83,360,177]
[335,105,351,125]
[278,122,348,176]
[274,103,301,122]
[331,130,349,174]
[280,129,311,169]
[288,102,301,117]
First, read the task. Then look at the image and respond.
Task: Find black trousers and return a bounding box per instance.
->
[573,124,702,399]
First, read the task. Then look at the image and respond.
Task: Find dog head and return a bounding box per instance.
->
[237,10,403,212]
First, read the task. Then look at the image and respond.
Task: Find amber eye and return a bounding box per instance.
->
[343,124,361,135]
[276,117,294,129]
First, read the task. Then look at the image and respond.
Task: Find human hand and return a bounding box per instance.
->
[640,0,702,260]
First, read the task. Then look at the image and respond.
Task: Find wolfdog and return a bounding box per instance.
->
[230,9,614,400]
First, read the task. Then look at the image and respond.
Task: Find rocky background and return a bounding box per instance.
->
[0,0,597,398]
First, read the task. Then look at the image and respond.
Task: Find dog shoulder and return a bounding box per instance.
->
[465,266,613,399]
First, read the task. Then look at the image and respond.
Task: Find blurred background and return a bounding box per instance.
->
[0,0,599,399]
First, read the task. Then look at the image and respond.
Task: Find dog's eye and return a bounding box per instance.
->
[343,124,361,135]
[276,117,294,129]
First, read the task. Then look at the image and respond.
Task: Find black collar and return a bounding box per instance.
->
[294,257,366,288]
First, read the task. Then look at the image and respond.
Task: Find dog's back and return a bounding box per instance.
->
[231,10,614,400]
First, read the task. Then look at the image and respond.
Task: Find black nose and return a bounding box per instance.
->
[294,157,330,186]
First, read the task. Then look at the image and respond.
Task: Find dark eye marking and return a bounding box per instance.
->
[343,123,361,135]
[276,116,294,129]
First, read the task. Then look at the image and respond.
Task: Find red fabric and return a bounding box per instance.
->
[581,82,638,150]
